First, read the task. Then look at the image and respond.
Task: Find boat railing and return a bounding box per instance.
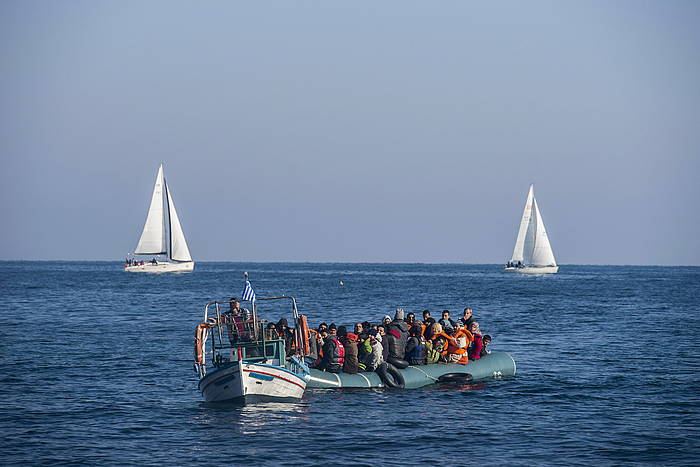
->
[195,297,304,377]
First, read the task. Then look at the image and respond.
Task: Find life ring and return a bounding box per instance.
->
[194,323,210,365]
[376,362,405,389]
[299,314,311,356]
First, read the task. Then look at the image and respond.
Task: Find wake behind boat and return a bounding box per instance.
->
[505,184,558,274]
[125,164,194,273]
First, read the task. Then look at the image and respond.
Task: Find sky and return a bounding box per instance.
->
[1,1,699,264]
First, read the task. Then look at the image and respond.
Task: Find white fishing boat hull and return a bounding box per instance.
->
[199,361,308,403]
[515,265,559,274]
[125,261,195,273]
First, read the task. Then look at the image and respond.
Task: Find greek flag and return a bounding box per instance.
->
[241,280,256,302]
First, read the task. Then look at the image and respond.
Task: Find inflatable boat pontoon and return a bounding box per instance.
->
[307,351,516,389]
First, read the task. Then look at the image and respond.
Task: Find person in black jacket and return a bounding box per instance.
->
[438,310,456,332]
[342,333,359,374]
[388,308,409,359]
[460,307,474,330]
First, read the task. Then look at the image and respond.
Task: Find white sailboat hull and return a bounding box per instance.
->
[199,361,307,403]
[507,265,558,274]
[125,261,195,273]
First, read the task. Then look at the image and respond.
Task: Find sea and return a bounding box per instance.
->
[1,262,699,465]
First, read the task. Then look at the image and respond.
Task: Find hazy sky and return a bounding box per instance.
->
[1,1,698,264]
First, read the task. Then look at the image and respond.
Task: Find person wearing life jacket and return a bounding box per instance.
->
[342,332,359,374]
[225,298,250,344]
[405,324,427,365]
[428,322,457,363]
[467,321,484,361]
[448,322,474,364]
[318,332,345,373]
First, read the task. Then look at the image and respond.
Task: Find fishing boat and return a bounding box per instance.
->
[124,164,194,273]
[505,184,558,274]
[194,295,310,404]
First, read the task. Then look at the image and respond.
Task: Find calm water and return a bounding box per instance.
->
[1,262,699,465]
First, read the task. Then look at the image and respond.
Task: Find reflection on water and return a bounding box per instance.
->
[195,400,311,435]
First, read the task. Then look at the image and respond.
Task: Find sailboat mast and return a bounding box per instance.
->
[164,177,172,261]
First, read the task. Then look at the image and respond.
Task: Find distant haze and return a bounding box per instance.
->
[1,1,698,265]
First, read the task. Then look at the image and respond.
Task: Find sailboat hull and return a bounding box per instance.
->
[125,261,195,273]
[513,266,558,274]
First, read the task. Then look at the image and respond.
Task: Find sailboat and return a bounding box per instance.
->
[124,164,194,273]
[505,184,558,274]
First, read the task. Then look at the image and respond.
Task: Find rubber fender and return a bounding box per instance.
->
[376,362,405,388]
[385,363,405,388]
[375,362,396,388]
[437,372,473,384]
[386,357,409,369]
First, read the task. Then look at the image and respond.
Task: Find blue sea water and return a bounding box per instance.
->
[1,262,699,465]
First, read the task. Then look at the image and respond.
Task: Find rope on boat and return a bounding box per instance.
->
[408,365,439,382]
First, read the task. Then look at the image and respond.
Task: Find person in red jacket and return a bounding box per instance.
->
[468,321,483,360]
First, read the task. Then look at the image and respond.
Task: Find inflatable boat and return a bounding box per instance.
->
[307,351,516,389]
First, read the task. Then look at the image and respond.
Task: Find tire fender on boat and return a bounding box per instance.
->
[437,372,473,384]
[376,362,405,389]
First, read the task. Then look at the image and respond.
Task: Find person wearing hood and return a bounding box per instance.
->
[385,329,409,369]
[359,329,384,372]
[276,318,296,357]
[342,332,359,374]
[388,308,409,359]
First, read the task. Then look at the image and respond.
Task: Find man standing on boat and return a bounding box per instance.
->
[225,298,250,344]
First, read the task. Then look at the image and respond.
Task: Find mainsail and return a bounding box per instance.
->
[134,165,166,255]
[510,184,556,267]
[510,185,534,264]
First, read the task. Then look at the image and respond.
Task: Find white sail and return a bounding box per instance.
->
[530,198,557,266]
[510,185,534,263]
[165,181,192,262]
[134,165,166,255]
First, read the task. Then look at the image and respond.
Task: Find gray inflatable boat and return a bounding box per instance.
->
[307,351,516,389]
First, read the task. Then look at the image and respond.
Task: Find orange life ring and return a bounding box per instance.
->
[194,323,209,365]
[300,314,311,356]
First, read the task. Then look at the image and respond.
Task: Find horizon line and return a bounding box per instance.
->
[0,259,697,267]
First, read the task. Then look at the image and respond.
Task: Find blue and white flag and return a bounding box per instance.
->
[241,279,256,302]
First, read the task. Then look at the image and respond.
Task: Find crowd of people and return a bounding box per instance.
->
[268,307,492,375]
[221,299,493,376]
